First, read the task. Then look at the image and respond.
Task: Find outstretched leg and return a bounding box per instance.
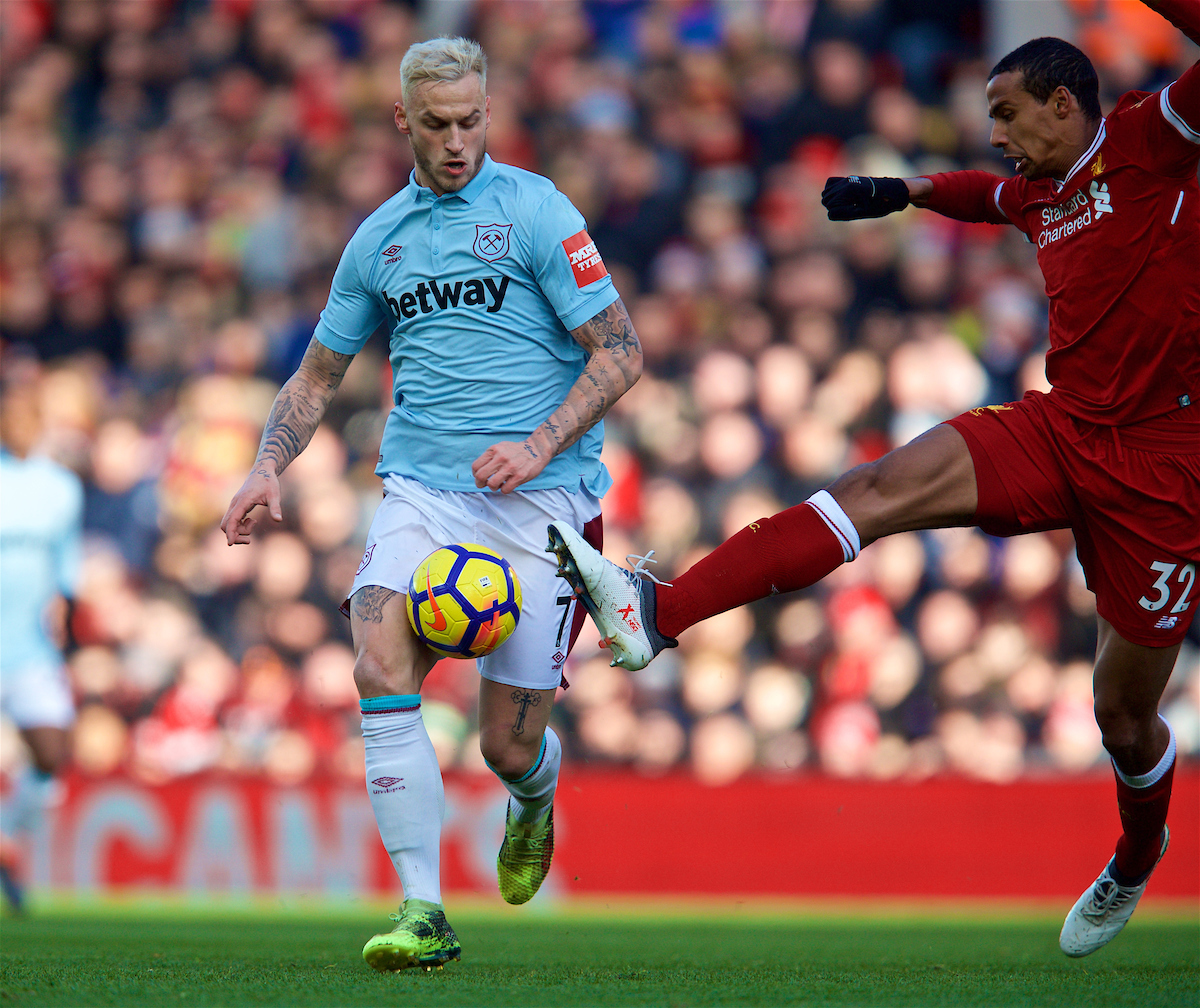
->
[1059,618,1179,957]
[550,423,977,670]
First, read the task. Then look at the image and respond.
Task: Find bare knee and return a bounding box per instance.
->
[1095,702,1162,768]
[829,425,976,543]
[353,651,420,699]
[478,724,541,779]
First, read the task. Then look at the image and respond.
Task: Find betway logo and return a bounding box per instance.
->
[383,277,510,320]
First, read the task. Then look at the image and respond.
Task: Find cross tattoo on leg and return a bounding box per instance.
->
[510,689,541,736]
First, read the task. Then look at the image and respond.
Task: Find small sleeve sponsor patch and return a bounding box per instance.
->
[562,229,608,288]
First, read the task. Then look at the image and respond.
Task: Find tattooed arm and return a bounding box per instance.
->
[471,297,643,494]
[221,338,355,544]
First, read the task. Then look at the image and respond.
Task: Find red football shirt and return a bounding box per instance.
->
[923,65,1200,426]
[991,73,1200,425]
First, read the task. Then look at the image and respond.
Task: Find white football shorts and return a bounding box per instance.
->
[0,661,75,730]
[348,474,601,691]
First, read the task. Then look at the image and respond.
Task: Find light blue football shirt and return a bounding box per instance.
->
[314,155,619,496]
[0,450,83,673]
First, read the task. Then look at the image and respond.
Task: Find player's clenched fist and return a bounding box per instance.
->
[472,440,549,494]
[220,464,283,544]
[821,176,910,220]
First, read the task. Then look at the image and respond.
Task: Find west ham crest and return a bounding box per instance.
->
[473,223,512,263]
[356,543,375,575]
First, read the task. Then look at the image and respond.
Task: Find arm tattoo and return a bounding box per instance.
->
[256,338,354,474]
[584,300,641,357]
[525,297,642,464]
[351,584,399,623]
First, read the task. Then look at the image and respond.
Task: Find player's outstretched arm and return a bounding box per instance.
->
[1139,0,1200,48]
[823,173,1010,224]
[472,297,643,494]
[221,337,355,544]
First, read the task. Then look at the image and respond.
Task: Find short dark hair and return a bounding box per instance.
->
[990,37,1101,122]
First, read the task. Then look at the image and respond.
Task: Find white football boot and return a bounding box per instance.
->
[1059,826,1169,957]
[546,521,677,671]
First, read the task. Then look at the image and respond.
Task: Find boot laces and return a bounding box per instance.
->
[625,550,673,587]
[1082,875,1137,921]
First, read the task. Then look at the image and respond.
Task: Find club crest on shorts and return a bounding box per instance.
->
[473,223,512,263]
[356,543,375,575]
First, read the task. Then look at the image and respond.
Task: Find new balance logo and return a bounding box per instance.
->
[382,277,510,321]
[1154,615,1179,630]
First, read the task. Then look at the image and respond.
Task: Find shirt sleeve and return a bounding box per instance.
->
[312,234,388,355]
[1144,0,1200,47]
[527,191,619,333]
[1108,65,1200,177]
[920,170,1015,227]
[1160,62,1200,150]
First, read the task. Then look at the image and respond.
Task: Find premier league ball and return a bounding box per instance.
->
[406,543,522,659]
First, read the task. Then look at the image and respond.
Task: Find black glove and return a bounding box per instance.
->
[821,176,909,220]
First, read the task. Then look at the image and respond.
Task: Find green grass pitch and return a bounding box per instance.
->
[1,900,1196,1007]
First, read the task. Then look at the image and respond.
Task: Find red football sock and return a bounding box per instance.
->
[654,502,846,639]
[1113,759,1174,879]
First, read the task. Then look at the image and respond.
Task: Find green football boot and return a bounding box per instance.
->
[362,898,461,972]
[497,803,554,905]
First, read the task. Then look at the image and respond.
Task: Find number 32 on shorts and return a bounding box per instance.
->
[1139,561,1197,614]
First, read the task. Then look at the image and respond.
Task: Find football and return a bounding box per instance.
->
[406,543,523,659]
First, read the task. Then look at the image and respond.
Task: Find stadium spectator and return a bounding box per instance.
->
[0,0,1195,821]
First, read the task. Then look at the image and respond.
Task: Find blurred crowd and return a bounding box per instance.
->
[1,0,1197,790]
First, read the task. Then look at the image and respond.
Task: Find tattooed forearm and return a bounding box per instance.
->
[255,338,354,474]
[351,584,399,623]
[525,297,643,461]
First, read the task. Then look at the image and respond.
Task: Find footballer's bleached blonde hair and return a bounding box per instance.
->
[399,36,487,106]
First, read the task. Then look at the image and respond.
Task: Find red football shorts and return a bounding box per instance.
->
[947,392,1200,647]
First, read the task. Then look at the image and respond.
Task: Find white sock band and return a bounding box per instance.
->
[806,489,861,563]
[1113,716,1176,788]
[498,727,561,823]
[361,695,444,905]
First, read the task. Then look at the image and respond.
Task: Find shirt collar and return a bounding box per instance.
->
[1053,120,1106,190]
[406,154,499,204]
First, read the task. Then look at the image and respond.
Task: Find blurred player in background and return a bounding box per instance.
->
[0,367,83,913]
[549,0,1198,959]
[222,37,641,970]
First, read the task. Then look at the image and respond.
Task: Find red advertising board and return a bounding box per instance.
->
[36,769,1198,899]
